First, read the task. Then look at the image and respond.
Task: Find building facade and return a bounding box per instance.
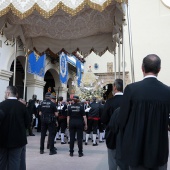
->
[0,0,169,102]
[0,36,78,102]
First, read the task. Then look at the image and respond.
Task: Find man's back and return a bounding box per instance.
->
[0,99,29,148]
[89,101,100,117]
[119,77,170,168]
[40,99,56,115]
[101,95,123,125]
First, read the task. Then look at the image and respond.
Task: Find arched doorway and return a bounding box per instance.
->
[44,70,55,97]
[67,78,73,99]
[9,59,24,98]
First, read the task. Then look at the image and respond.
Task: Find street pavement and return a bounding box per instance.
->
[26,131,170,170]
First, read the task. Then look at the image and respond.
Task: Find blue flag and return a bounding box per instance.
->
[27,52,46,77]
[59,52,68,84]
[76,59,82,87]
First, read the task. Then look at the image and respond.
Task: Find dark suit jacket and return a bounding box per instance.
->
[101,95,123,149]
[118,77,170,168]
[0,99,29,148]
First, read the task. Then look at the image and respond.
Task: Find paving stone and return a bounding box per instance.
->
[26,131,170,170]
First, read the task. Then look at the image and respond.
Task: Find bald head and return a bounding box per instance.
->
[142,54,161,75]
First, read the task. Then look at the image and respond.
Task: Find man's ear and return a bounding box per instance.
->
[141,64,145,73]
[158,68,161,73]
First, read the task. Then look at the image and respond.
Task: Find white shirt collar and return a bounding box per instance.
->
[143,75,157,79]
[7,97,17,100]
[114,92,123,96]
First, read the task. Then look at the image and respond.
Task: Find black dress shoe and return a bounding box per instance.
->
[70,153,73,157]
[61,142,66,144]
[49,150,57,155]
[93,143,98,146]
[29,133,35,136]
[99,140,104,143]
[47,146,57,150]
[40,150,44,154]
[79,153,84,157]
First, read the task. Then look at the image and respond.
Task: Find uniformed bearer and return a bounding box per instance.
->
[67,96,87,157]
[39,92,58,155]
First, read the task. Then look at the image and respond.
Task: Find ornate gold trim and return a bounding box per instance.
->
[0,0,127,19]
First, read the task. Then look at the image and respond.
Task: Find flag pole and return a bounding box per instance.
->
[118,35,121,78]
[122,25,125,90]
[23,49,28,100]
[13,38,17,86]
[114,49,117,81]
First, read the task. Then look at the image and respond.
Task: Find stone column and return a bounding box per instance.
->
[54,85,68,101]
[26,75,46,101]
[0,69,13,101]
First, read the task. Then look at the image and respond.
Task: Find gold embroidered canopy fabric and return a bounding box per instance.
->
[0,0,127,56]
[0,0,127,18]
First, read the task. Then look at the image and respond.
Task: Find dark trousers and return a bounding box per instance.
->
[37,114,41,132]
[28,115,33,135]
[40,122,55,152]
[59,118,67,133]
[86,119,98,134]
[98,120,104,132]
[107,148,117,170]
[0,146,26,170]
[130,164,167,170]
[47,126,57,148]
[69,120,83,154]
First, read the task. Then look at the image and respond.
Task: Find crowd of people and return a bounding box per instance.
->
[32,93,107,156]
[0,54,170,170]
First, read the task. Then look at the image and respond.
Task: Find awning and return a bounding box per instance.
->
[0,0,127,56]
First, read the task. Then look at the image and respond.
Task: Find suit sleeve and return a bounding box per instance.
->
[25,108,30,129]
[101,100,110,125]
[0,109,5,123]
[118,85,132,130]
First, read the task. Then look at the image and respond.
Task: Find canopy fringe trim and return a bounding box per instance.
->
[0,0,127,19]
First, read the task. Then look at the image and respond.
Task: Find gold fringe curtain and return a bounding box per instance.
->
[0,0,127,19]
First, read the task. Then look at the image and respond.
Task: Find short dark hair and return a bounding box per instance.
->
[45,92,51,99]
[113,79,123,92]
[58,96,63,101]
[32,94,37,100]
[142,54,161,74]
[6,86,18,96]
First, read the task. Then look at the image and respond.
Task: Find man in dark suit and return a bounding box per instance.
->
[118,54,170,170]
[0,86,29,170]
[27,94,37,136]
[101,79,123,170]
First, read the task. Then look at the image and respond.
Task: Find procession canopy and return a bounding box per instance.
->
[0,0,127,56]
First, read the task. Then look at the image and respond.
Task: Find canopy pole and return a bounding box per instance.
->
[23,49,28,100]
[118,35,121,78]
[114,48,117,81]
[13,38,17,86]
[122,25,126,89]
[127,1,135,83]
